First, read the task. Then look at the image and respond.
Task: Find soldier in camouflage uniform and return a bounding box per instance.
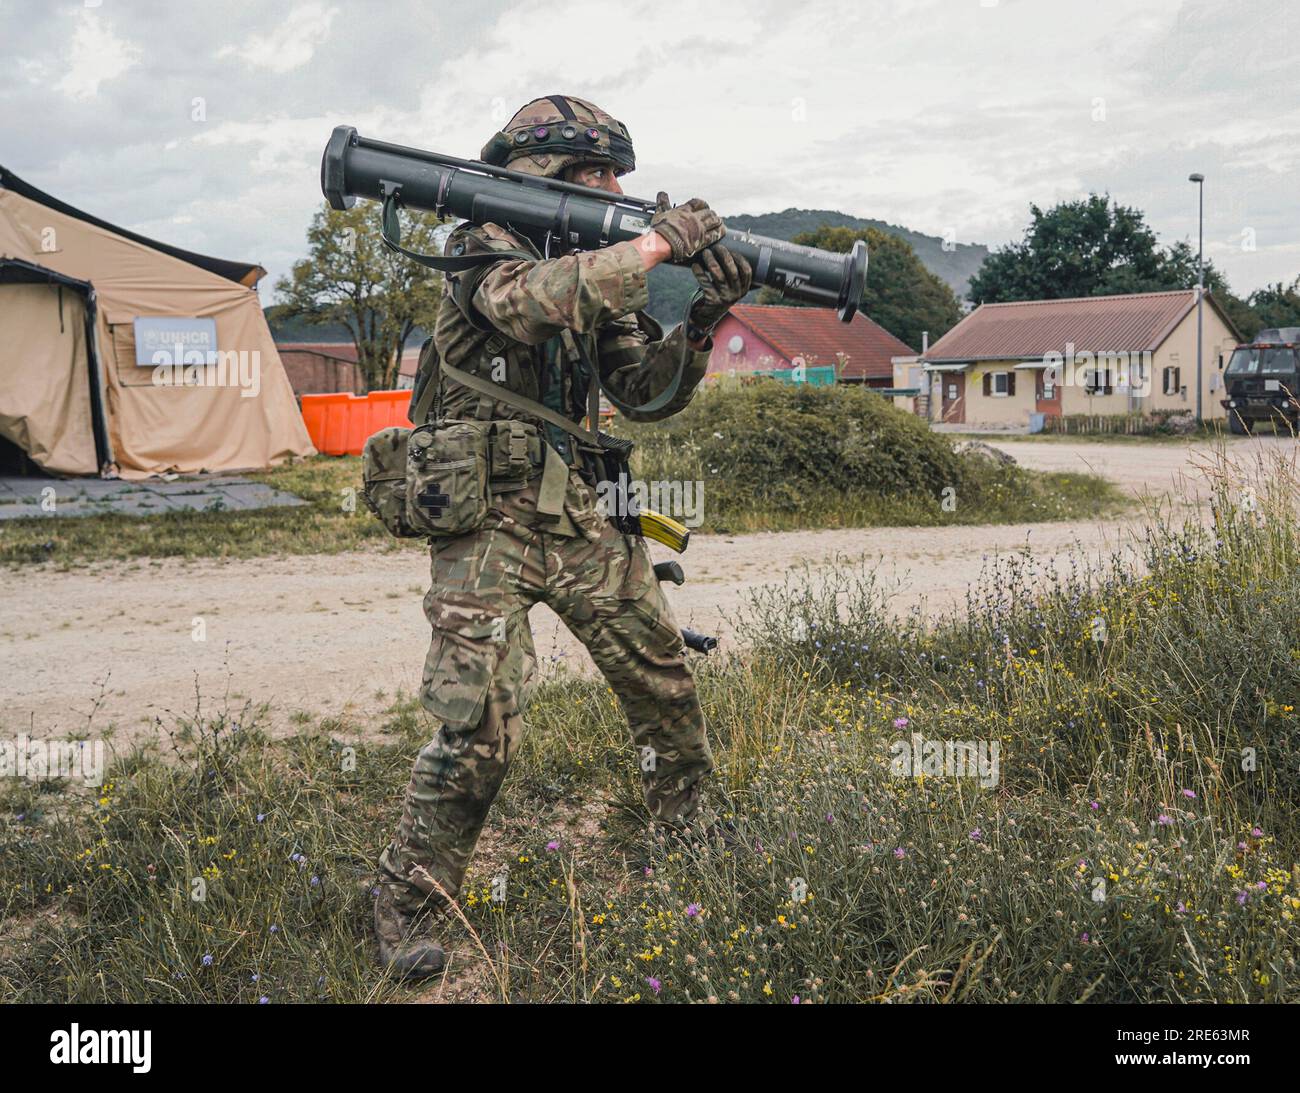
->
[374,95,752,979]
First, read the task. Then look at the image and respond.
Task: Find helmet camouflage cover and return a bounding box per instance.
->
[480,94,634,180]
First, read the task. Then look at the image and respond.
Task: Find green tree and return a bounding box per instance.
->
[757,225,961,351]
[968,195,1253,333]
[1247,276,1300,333]
[275,203,444,392]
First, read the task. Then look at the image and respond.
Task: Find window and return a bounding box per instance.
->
[983,371,1015,397]
[1084,367,1112,395]
[1226,348,1257,376]
[1261,348,1299,376]
[1162,366,1181,396]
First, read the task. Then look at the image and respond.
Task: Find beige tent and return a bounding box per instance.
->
[0,166,314,478]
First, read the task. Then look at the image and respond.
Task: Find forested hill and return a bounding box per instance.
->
[723,209,988,298]
[644,208,987,328]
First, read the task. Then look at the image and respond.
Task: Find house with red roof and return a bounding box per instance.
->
[901,289,1241,425]
[707,304,914,387]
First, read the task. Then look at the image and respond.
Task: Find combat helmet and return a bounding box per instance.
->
[480,95,634,180]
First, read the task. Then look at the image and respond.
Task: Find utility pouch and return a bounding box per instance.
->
[488,419,540,492]
[405,420,491,538]
[361,426,422,538]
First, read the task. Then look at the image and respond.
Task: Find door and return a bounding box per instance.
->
[941,373,965,423]
[1035,368,1060,417]
[0,280,99,474]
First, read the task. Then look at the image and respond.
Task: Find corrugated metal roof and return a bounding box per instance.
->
[924,289,1235,362]
[277,342,361,363]
[726,303,914,380]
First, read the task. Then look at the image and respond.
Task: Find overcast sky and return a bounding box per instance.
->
[2,0,1295,301]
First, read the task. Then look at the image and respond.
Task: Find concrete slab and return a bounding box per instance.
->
[0,474,305,520]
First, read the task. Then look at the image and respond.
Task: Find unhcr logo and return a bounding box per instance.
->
[150,345,262,399]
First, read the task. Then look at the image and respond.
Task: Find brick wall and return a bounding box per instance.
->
[278,350,364,397]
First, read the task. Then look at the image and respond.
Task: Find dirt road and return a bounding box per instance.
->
[3,435,1292,739]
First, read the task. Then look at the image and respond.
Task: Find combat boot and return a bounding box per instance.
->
[659,801,747,855]
[374,884,446,980]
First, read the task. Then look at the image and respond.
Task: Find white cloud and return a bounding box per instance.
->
[53,9,141,101]
[217,2,338,74]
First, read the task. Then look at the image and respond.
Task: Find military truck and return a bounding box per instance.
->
[1222,327,1300,434]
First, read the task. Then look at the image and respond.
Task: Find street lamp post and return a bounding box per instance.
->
[1189,173,1205,423]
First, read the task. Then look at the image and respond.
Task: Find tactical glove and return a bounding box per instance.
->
[686,242,753,336]
[649,192,725,262]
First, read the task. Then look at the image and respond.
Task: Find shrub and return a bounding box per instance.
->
[623,381,969,511]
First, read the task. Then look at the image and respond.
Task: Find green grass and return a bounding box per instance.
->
[3,451,1297,1002]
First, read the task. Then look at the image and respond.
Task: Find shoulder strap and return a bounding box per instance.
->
[573,290,704,417]
[439,293,703,438]
[380,190,536,273]
[411,365,440,425]
[440,357,601,446]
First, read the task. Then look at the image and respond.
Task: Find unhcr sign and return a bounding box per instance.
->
[132,316,218,365]
[135,316,262,398]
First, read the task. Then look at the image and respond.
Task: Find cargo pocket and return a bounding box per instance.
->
[621,594,688,665]
[361,427,421,538]
[406,421,491,538]
[420,617,498,730]
[614,538,687,664]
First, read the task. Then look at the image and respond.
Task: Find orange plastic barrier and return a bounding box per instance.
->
[300,390,413,456]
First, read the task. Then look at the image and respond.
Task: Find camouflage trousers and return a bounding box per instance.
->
[378,471,713,915]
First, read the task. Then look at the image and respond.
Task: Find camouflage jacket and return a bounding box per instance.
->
[431,221,711,463]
